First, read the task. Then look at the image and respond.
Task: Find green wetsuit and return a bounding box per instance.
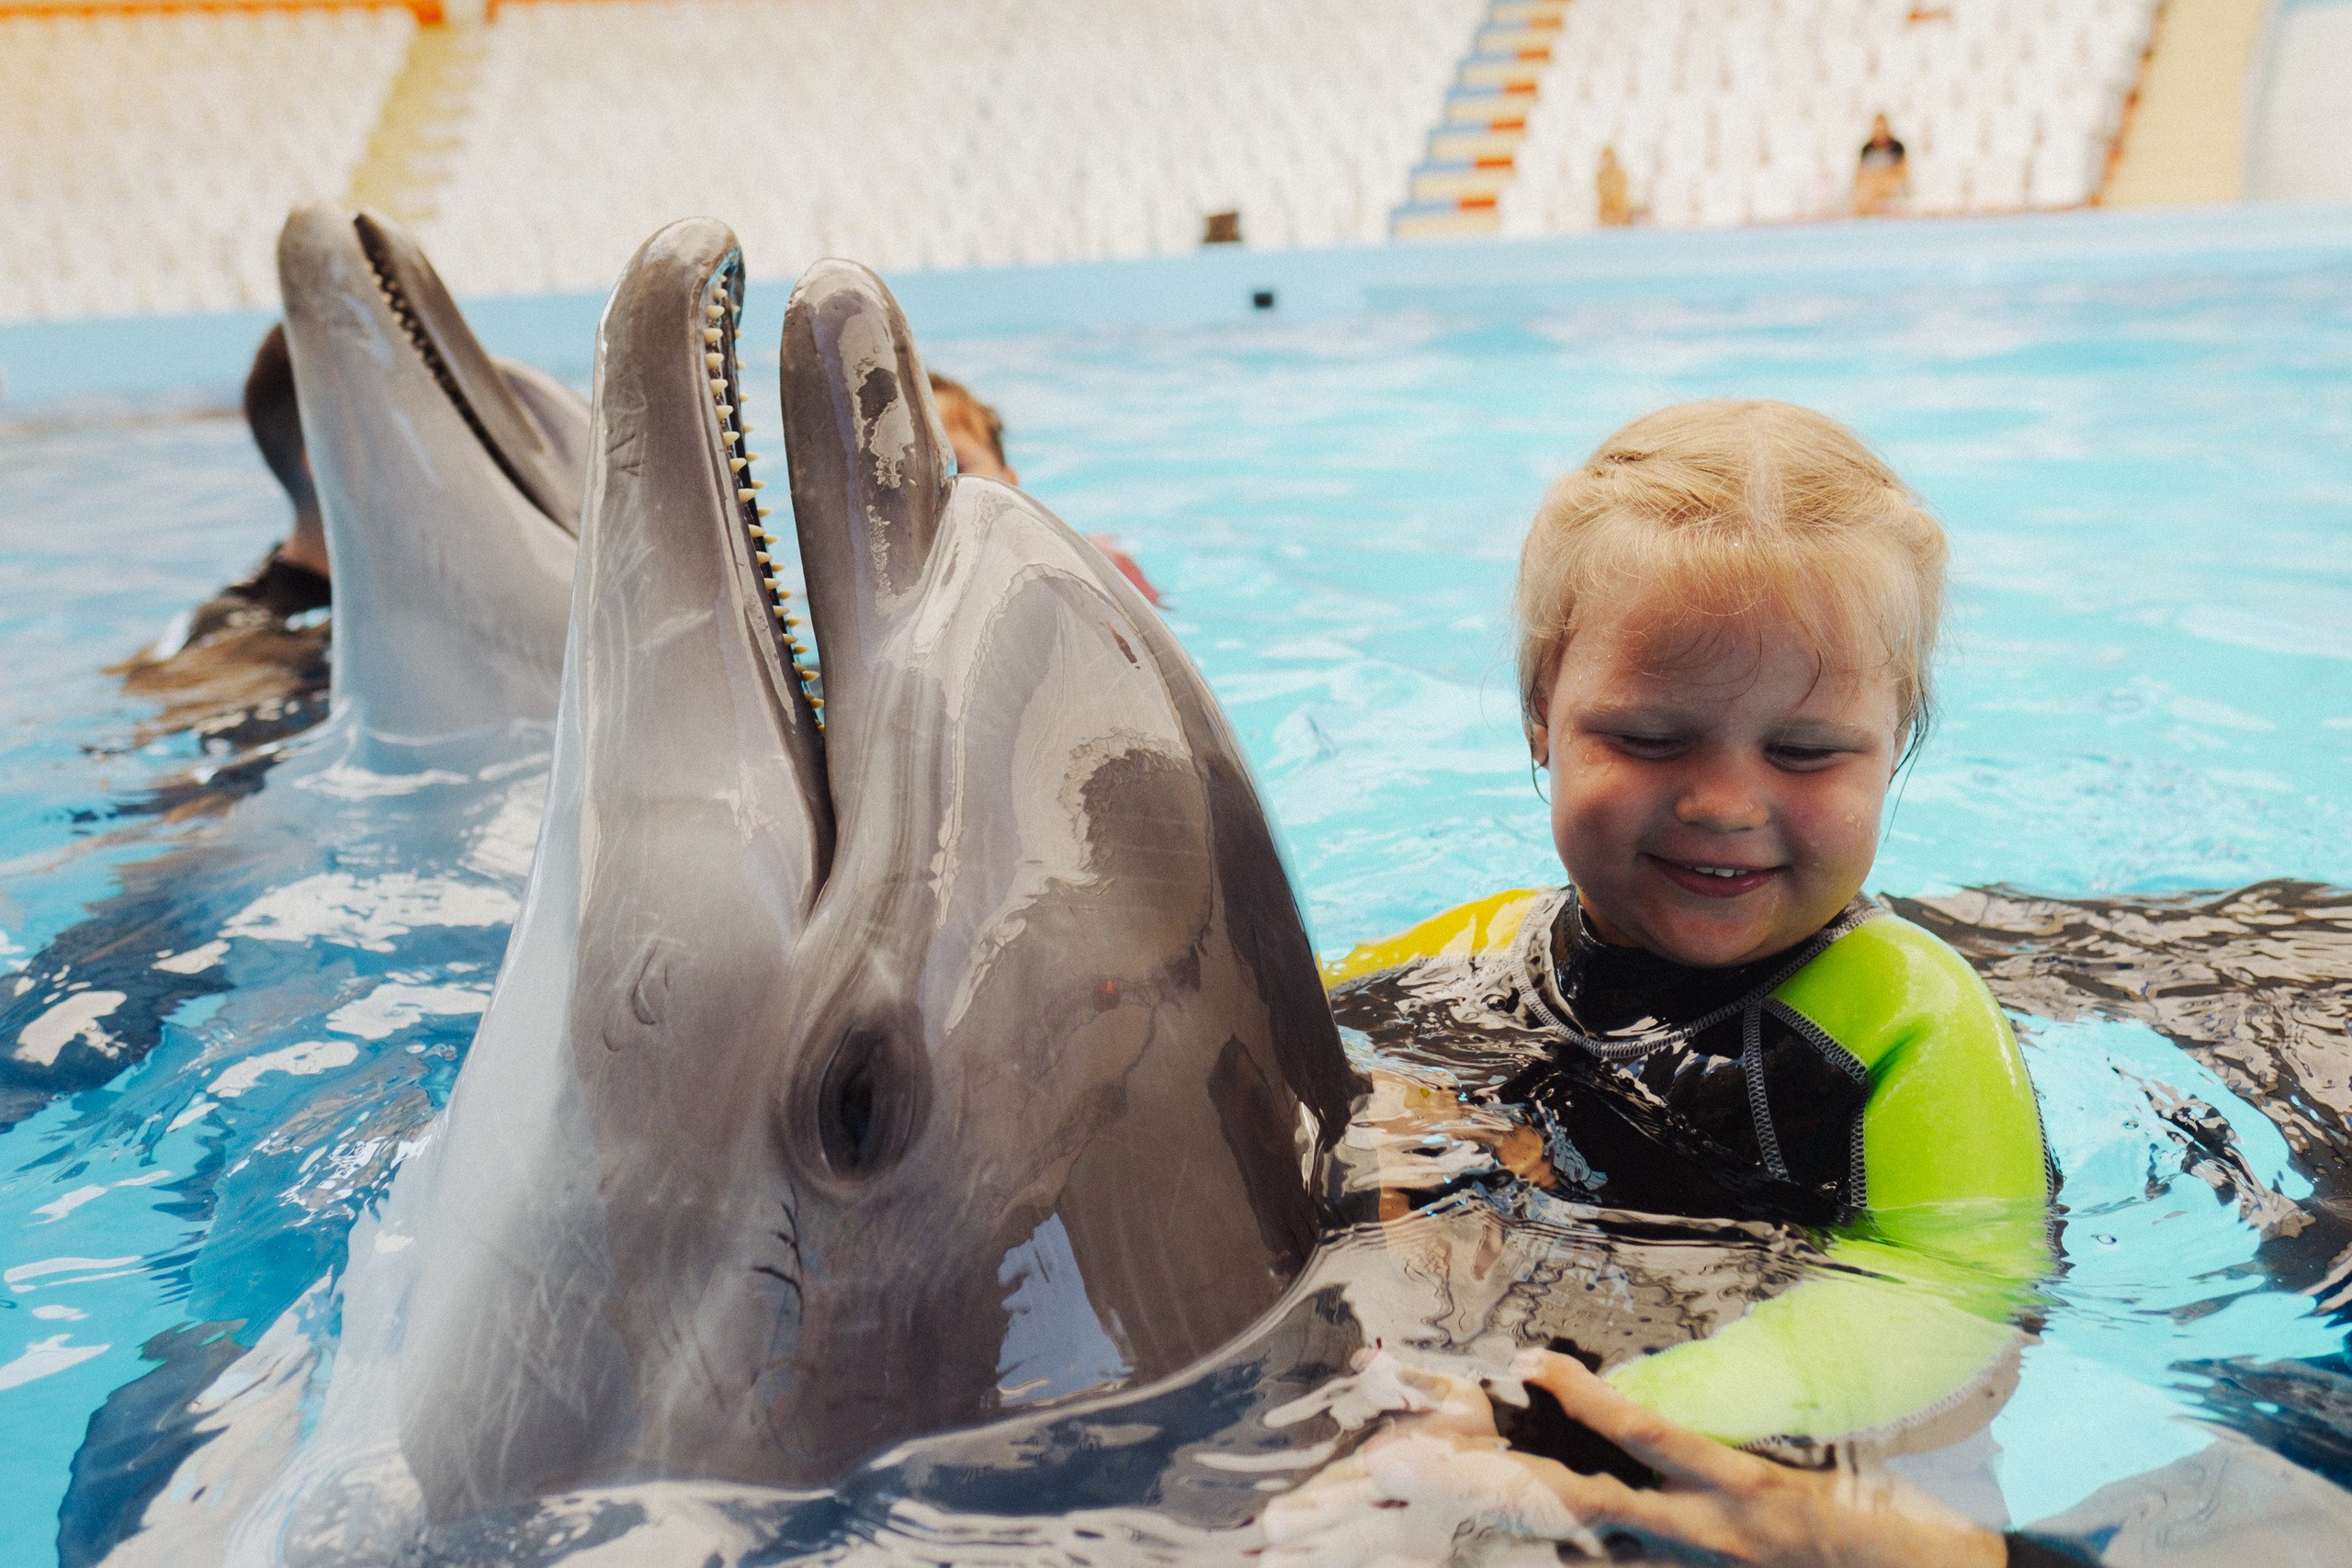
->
[1328,887,2054,1450]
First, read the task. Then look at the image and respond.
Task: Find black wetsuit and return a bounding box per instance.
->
[1502,893,1882,1229]
[182,546,332,644]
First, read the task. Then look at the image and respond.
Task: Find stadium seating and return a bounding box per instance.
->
[0,0,2170,323]
[1496,0,2160,235]
[412,0,1481,298]
[0,6,415,321]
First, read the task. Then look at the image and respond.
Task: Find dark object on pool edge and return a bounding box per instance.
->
[1253,288,1277,310]
[0,208,588,1130]
[1204,209,1242,243]
[368,228,1363,1524]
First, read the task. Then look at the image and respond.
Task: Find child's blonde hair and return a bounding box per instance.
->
[1515,400,1947,755]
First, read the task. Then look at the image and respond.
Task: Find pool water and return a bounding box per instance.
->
[6,219,2352,1562]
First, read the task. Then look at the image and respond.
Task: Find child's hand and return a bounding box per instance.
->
[1258,1348,2007,1568]
[1498,1350,2007,1566]
[1260,1348,1604,1564]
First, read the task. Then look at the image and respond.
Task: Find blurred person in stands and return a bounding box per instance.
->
[1595,146,1633,227]
[931,372,1163,606]
[1852,114,1909,216]
[111,323,332,750]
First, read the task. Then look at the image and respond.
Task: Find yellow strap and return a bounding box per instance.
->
[1320,887,1549,987]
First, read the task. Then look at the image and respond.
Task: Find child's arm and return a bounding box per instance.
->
[1603,916,2053,1448]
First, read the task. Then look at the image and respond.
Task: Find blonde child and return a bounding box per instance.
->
[1280,402,2070,1566]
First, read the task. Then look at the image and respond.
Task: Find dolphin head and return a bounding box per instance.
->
[755,260,1363,1475]
[391,231,1358,1517]
[276,205,586,745]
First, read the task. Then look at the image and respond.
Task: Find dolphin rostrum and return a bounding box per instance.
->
[356,220,1361,1527]
[0,209,587,1128]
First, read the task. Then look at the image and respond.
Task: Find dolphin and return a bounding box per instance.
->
[0,207,585,1127]
[277,204,584,745]
[345,220,1360,1529]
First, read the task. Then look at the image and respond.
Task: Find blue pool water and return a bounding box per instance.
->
[5,210,2352,1562]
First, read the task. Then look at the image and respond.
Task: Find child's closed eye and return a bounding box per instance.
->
[1766,741,1855,770]
[1600,730,1689,759]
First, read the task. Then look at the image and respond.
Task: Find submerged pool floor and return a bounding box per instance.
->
[5,223,2352,1562]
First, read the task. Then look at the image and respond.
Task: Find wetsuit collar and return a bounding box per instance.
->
[1520,887,1881,1062]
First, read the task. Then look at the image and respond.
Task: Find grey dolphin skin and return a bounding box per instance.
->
[378,219,1360,1523]
[0,209,586,1129]
[276,204,583,745]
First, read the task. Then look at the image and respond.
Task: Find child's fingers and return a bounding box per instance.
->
[1360,1433,1610,1557]
[1510,1349,1756,1490]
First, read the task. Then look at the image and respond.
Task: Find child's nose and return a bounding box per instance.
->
[1674,781,1768,831]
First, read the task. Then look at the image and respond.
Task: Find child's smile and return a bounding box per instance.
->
[1532,593,1904,968]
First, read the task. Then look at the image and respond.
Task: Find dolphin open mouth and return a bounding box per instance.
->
[347,210,585,534]
[383,230,1353,1510]
[695,251,825,717]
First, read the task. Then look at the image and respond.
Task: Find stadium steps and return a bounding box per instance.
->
[345,16,489,227]
[2102,0,2266,207]
[1392,0,1565,240]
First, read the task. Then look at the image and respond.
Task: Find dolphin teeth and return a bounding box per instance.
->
[729,457,749,473]
[738,488,757,502]
[710,378,727,394]
[704,353,723,370]
[771,604,789,620]
[757,507,773,518]
[755,551,771,565]
[703,327,721,344]
[725,431,742,447]
[808,696,824,709]
[715,403,733,419]
[705,302,724,321]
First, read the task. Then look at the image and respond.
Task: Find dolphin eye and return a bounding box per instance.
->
[816,1026,925,1177]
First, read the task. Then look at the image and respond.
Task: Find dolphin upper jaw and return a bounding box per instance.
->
[276,205,583,749]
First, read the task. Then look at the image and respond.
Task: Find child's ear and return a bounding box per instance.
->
[1527,720,1550,766]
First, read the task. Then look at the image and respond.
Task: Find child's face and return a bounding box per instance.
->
[1532,597,1903,968]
